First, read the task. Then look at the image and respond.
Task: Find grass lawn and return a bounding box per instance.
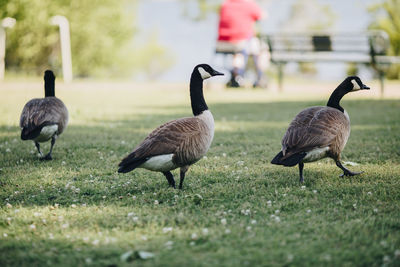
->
[0,80,399,266]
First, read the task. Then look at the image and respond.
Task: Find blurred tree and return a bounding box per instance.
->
[0,0,172,78]
[180,0,220,21]
[369,0,400,79]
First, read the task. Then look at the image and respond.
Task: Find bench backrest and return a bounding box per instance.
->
[262,31,390,62]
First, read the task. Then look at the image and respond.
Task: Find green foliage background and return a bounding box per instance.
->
[0,0,173,78]
[369,0,400,79]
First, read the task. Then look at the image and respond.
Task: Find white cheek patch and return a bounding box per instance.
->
[351,80,361,91]
[198,67,211,80]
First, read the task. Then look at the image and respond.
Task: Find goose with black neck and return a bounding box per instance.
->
[118,64,223,189]
[271,76,370,183]
[20,70,69,160]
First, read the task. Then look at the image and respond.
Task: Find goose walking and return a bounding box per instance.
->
[20,70,69,160]
[271,76,369,183]
[118,64,223,189]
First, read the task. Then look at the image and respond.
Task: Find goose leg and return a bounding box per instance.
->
[298,162,304,183]
[336,161,363,177]
[34,142,43,158]
[43,136,57,160]
[179,166,189,190]
[163,171,175,188]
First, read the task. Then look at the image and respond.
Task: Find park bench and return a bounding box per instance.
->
[261,31,400,95]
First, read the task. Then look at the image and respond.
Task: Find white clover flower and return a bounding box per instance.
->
[29,224,36,230]
[301,186,306,190]
[154,200,159,205]
[141,235,148,241]
[307,209,311,213]
[132,216,139,222]
[127,212,134,217]
[190,241,196,246]
[221,218,227,225]
[367,192,372,195]
[62,223,69,229]
[71,204,77,208]
[6,203,12,208]
[132,195,137,200]
[162,227,173,233]
[225,229,231,234]
[275,210,280,214]
[266,200,272,207]
[92,239,100,246]
[313,190,317,194]
[191,233,198,240]
[251,220,257,224]
[383,255,390,263]
[246,226,252,231]
[165,240,173,249]
[373,208,378,213]
[33,212,41,217]
[202,228,209,235]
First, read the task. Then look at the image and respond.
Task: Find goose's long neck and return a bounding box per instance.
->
[45,78,55,97]
[327,83,348,112]
[190,72,208,116]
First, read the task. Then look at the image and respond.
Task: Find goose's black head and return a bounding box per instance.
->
[327,76,370,112]
[44,70,56,97]
[190,64,223,116]
[341,76,370,93]
[194,64,224,80]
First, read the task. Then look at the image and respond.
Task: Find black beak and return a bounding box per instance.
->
[212,70,224,76]
[362,84,370,90]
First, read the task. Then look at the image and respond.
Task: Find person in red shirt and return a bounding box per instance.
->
[216,0,266,88]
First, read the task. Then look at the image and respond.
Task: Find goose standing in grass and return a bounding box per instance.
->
[271,76,370,183]
[20,70,69,160]
[118,64,223,189]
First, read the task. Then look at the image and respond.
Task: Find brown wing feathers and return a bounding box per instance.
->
[272,106,349,166]
[118,117,202,173]
[20,97,68,140]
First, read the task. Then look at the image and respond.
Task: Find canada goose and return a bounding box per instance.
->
[118,64,223,189]
[271,76,370,183]
[20,70,69,160]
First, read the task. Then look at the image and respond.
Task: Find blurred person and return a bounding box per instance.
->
[216,0,267,88]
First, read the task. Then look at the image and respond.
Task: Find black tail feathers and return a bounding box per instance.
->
[117,156,147,173]
[21,126,42,140]
[271,151,306,167]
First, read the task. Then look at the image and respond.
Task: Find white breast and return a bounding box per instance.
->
[198,110,214,139]
[140,154,178,172]
[343,109,350,122]
[34,125,58,142]
[303,146,330,163]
